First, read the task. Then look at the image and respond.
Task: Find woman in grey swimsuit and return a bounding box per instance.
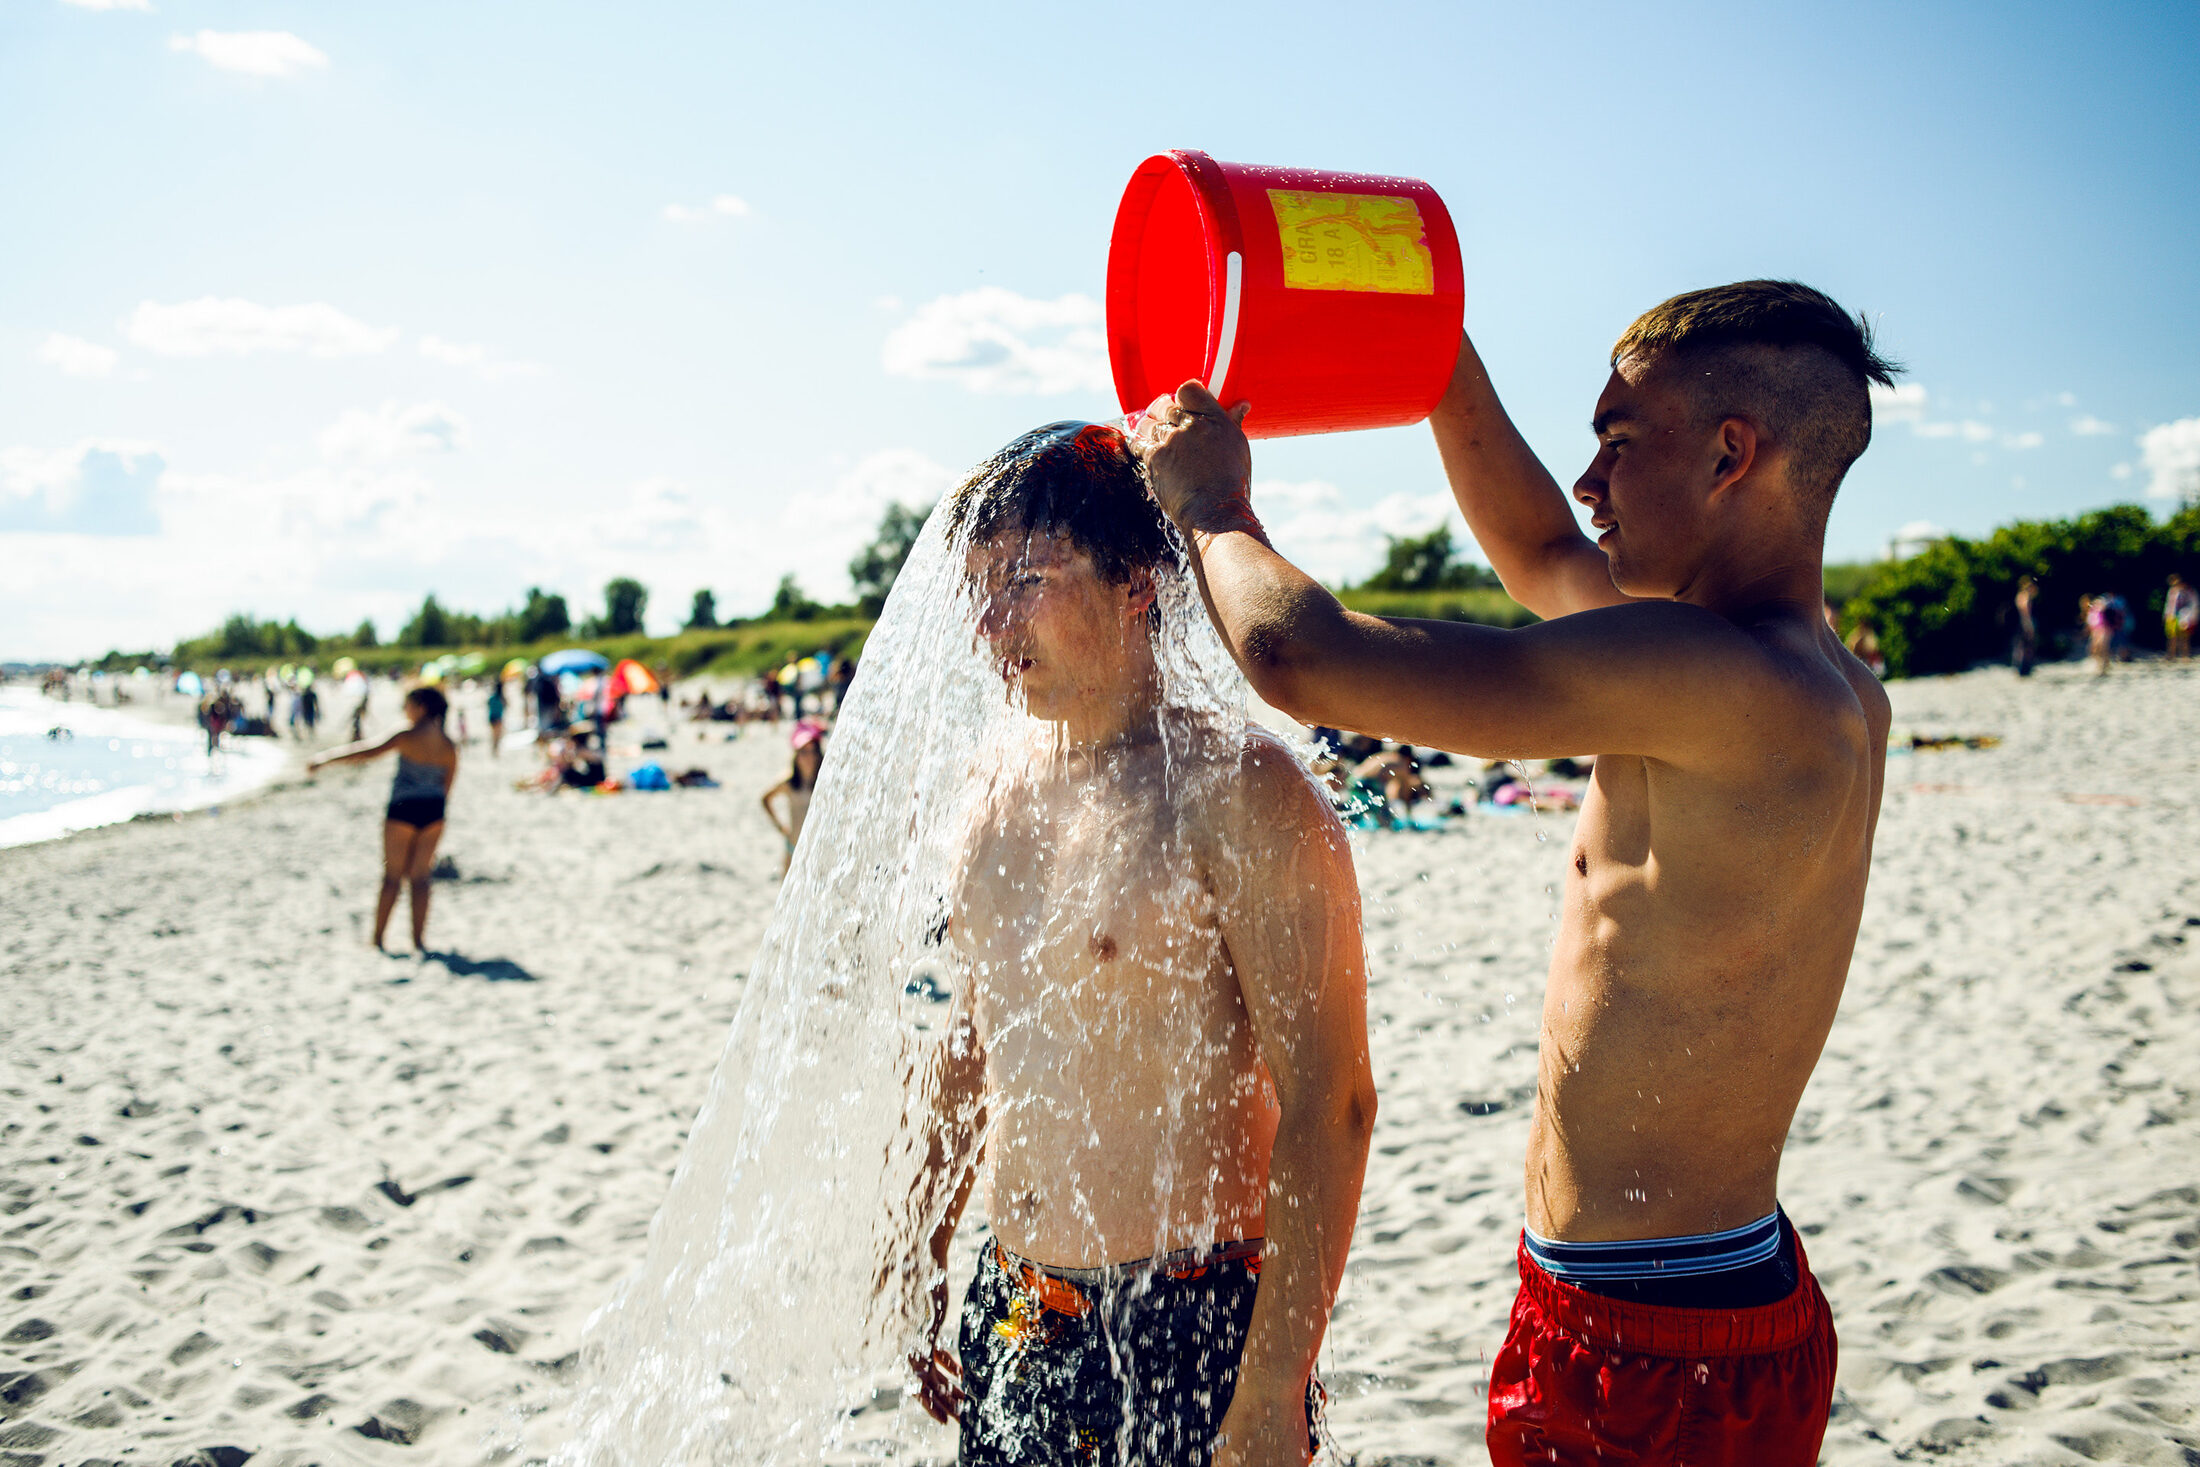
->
[308,686,460,953]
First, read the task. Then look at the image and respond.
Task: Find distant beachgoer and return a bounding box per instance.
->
[298,681,320,738]
[534,668,563,730]
[307,686,459,954]
[2107,592,2133,662]
[200,692,226,755]
[2165,574,2196,662]
[2085,594,2116,675]
[2012,576,2039,677]
[1843,619,1885,677]
[487,679,508,757]
[760,718,826,876]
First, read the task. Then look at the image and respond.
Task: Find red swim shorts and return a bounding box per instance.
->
[1486,1231,1836,1466]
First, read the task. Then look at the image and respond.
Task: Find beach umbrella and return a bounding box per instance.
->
[540,648,610,676]
[333,656,357,676]
[608,658,660,697]
[502,658,530,680]
[176,671,203,696]
[453,652,488,674]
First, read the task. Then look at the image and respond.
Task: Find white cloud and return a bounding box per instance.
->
[418,335,545,381]
[318,402,469,463]
[1913,418,1995,443]
[762,449,959,604]
[37,333,118,378]
[64,0,154,10]
[2137,417,2200,501]
[1869,381,1928,423]
[1251,479,1463,587]
[125,298,396,358]
[663,194,751,223]
[2057,391,2077,407]
[2112,462,2134,481]
[1886,519,1947,558]
[169,30,327,77]
[2069,414,2118,436]
[881,288,1110,396]
[1875,383,2041,451]
[1,440,165,535]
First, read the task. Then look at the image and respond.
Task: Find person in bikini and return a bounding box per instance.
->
[760,717,827,877]
[902,422,1377,1467]
[308,685,459,953]
[1138,281,1894,1466]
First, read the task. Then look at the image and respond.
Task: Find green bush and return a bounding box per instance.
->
[1338,587,1538,628]
[1840,503,2200,677]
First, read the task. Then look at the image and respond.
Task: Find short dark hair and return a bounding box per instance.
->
[1612,280,1901,512]
[406,686,448,723]
[945,421,1174,585]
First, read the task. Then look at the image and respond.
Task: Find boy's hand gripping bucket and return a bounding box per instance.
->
[1106,150,1465,439]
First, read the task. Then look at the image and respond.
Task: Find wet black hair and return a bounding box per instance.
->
[406,686,448,723]
[944,421,1174,585]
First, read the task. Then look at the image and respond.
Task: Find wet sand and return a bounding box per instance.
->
[2,663,2196,1464]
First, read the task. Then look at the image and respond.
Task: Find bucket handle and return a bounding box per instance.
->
[1120,249,1244,439]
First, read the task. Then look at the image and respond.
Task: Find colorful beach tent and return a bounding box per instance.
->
[540,648,610,676]
[608,658,660,697]
[503,658,530,680]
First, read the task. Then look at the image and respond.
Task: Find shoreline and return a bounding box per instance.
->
[0,685,297,849]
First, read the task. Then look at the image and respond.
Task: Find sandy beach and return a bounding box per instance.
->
[3,662,2196,1465]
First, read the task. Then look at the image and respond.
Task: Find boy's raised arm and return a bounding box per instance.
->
[1428,333,1630,620]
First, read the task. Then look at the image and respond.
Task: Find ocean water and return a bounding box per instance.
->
[0,686,290,848]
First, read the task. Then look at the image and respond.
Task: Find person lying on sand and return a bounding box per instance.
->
[902,422,1377,1467]
[1139,280,1893,1467]
[307,685,459,954]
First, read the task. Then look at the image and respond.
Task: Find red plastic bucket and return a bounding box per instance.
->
[1106,150,1464,439]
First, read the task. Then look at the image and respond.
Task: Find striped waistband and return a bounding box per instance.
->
[1524,1209,1783,1282]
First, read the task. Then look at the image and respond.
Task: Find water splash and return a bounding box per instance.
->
[552,426,1257,1465]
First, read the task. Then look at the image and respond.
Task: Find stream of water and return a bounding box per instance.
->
[555,425,1258,1465]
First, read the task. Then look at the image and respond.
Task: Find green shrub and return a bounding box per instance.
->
[1337,587,1538,628]
[1840,503,2200,677]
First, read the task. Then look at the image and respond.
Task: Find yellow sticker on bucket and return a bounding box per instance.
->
[1269,189,1435,295]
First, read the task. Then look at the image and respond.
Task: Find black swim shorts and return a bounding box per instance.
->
[386,795,446,828]
[957,1238,1323,1467]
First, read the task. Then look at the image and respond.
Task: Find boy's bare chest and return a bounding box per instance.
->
[957,790,1220,1009]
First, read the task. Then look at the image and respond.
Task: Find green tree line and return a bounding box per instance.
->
[1837,501,2200,677]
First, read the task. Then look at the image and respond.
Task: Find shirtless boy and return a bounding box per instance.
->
[905,422,1377,1467]
[1138,282,1894,1465]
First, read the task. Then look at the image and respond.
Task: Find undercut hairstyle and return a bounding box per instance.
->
[1612,280,1901,514]
[945,421,1175,584]
[406,686,448,723]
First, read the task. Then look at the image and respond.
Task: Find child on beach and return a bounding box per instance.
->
[2165,573,2196,661]
[900,423,1375,1467]
[759,718,826,876]
[1140,280,1893,1467]
[307,686,459,954]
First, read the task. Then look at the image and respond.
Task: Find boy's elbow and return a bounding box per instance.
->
[1239,623,1346,728]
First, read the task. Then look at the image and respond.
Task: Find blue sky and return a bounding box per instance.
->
[5,0,2197,660]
